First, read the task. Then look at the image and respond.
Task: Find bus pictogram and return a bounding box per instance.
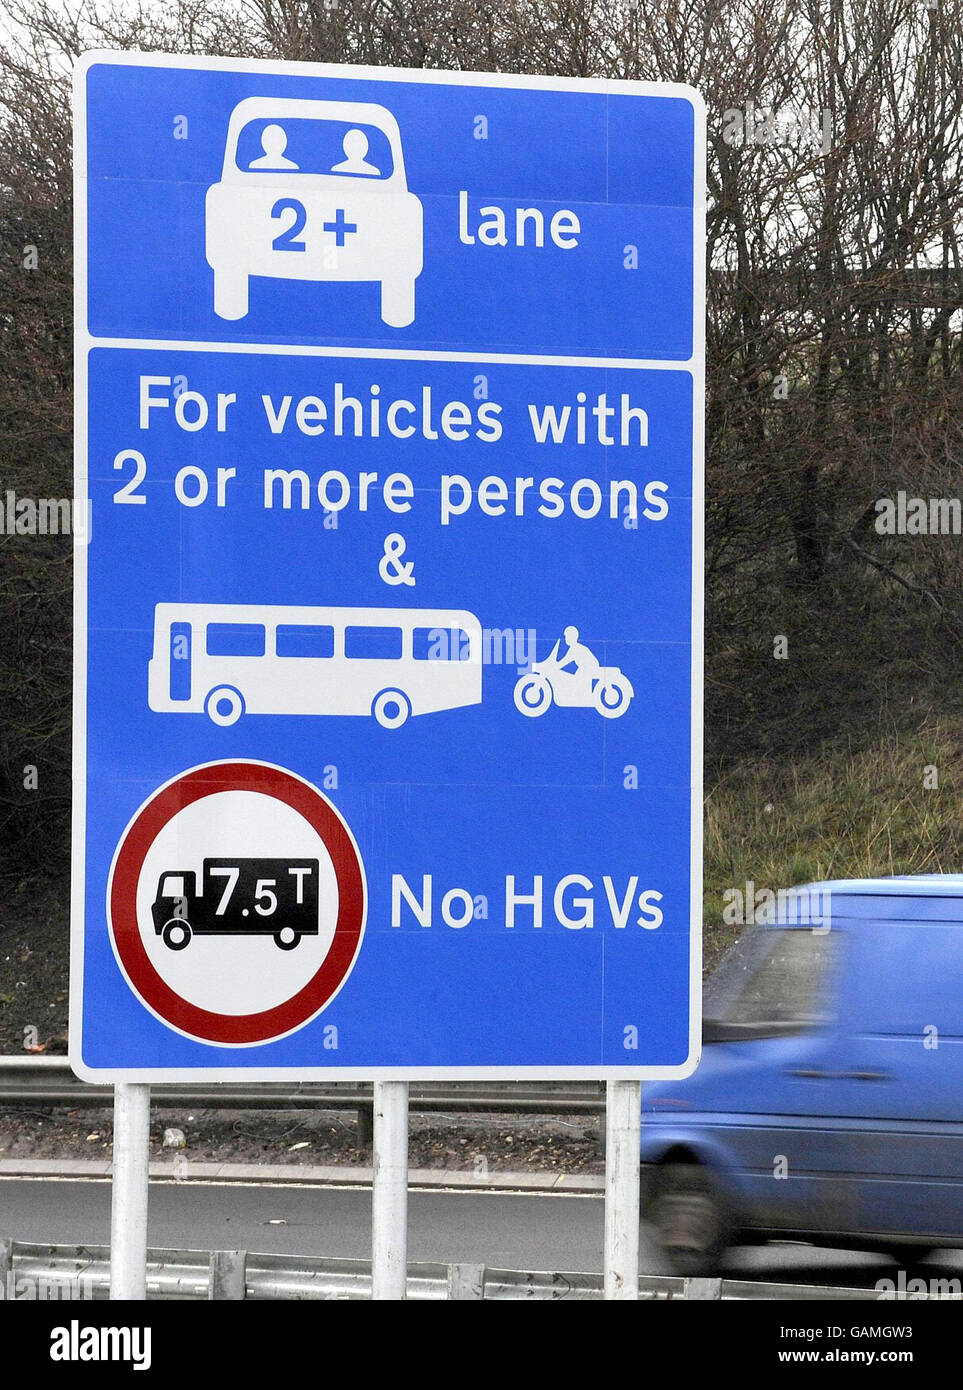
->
[148,602,483,729]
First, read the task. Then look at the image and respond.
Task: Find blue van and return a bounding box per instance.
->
[641,877,963,1273]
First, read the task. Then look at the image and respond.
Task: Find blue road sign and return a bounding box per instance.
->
[71,54,704,1080]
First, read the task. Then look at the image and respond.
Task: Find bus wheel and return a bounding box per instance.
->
[205,686,244,727]
[373,689,411,729]
[162,920,192,951]
[274,927,300,951]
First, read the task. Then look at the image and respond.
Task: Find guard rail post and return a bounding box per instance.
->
[684,1277,723,1300]
[0,1236,11,1300]
[357,1103,375,1146]
[209,1249,247,1300]
[446,1262,486,1299]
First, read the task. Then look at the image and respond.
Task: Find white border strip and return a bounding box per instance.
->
[86,336,696,371]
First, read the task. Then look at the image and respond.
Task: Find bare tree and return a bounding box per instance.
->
[3,0,963,877]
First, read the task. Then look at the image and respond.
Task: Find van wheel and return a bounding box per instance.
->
[381,278,415,328]
[162,920,192,951]
[274,927,300,951]
[647,1163,730,1276]
[214,270,249,320]
[372,689,411,729]
[205,686,245,727]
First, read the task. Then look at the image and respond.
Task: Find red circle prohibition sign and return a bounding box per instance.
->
[108,761,366,1046]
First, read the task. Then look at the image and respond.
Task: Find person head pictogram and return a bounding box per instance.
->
[342,128,370,163]
[332,128,380,176]
[250,124,298,169]
[260,124,288,160]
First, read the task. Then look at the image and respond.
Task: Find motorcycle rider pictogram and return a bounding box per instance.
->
[513,626,634,719]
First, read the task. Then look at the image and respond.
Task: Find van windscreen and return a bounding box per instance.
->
[703,927,838,1041]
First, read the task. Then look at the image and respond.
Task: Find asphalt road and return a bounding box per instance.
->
[3,1176,963,1288]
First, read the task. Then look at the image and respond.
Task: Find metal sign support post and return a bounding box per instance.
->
[603,1079,642,1299]
[371,1080,409,1299]
[110,1082,151,1299]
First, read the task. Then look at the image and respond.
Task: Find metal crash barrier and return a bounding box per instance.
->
[0,1057,604,1116]
[0,1239,892,1301]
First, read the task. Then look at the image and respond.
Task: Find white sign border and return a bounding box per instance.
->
[71,51,705,1082]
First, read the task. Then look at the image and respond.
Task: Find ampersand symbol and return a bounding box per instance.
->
[379,532,415,586]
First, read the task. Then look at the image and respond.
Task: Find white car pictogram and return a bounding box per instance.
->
[206,97,424,327]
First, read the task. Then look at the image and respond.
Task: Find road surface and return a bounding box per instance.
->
[3,1176,962,1287]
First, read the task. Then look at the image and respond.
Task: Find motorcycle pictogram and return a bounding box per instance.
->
[513,627,634,720]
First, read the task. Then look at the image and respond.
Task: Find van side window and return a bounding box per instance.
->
[847,916,963,1037]
[206,623,265,657]
[344,626,403,660]
[276,624,335,659]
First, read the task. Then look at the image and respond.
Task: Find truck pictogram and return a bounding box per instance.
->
[151,857,320,951]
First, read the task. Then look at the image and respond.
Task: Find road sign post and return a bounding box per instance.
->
[604,1079,642,1298]
[371,1080,409,1299]
[109,1082,150,1300]
[73,53,704,1298]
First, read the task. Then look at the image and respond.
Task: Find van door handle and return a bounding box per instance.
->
[784,1067,889,1081]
